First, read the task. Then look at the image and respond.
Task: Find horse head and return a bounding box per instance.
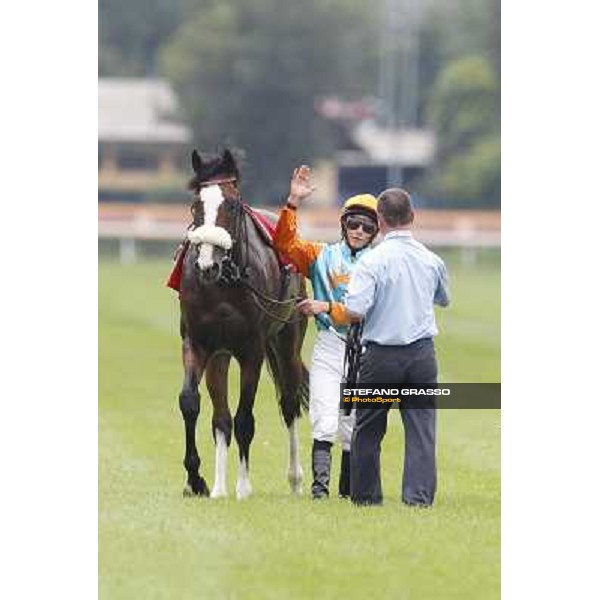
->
[186,149,245,285]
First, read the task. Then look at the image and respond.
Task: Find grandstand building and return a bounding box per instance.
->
[98,78,192,203]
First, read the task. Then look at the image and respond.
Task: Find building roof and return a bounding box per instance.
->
[349,121,436,166]
[315,96,436,166]
[98,78,192,144]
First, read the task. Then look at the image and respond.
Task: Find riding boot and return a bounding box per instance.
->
[338,450,351,498]
[311,440,332,499]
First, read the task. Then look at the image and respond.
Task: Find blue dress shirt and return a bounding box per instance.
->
[346,230,450,345]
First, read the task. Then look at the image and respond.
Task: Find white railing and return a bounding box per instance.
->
[99,217,500,265]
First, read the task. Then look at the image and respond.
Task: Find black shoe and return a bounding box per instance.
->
[338,450,351,498]
[402,501,433,508]
[352,499,384,507]
[311,440,332,499]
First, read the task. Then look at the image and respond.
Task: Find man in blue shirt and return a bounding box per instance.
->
[345,188,450,506]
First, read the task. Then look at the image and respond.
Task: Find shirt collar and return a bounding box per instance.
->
[383,229,413,241]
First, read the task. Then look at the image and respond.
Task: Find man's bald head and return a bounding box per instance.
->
[377,188,414,228]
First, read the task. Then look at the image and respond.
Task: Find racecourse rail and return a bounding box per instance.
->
[98,203,500,264]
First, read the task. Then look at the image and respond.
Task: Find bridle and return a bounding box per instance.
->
[189,178,305,324]
[197,177,238,188]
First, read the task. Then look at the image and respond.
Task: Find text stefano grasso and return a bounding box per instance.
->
[342,388,451,396]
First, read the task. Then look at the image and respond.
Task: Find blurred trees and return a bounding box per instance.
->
[159,0,378,200]
[99,0,185,75]
[425,55,500,203]
[419,0,500,204]
[99,0,500,205]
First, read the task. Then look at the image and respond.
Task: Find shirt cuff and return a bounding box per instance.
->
[346,296,367,317]
[329,302,351,326]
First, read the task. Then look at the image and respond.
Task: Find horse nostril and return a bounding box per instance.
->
[199,263,221,282]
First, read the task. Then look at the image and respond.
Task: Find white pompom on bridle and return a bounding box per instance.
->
[187,225,233,270]
[187,225,233,249]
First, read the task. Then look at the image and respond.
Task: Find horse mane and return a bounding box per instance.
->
[187,148,242,193]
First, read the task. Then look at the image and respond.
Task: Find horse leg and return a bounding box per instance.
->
[234,355,263,500]
[206,352,232,499]
[179,340,210,497]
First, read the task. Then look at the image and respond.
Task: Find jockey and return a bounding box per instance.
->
[273,166,379,499]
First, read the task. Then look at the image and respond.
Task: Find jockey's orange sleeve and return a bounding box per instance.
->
[329,301,352,327]
[273,207,324,277]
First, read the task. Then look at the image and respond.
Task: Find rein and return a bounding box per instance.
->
[235,204,306,324]
[343,321,364,387]
[342,321,364,414]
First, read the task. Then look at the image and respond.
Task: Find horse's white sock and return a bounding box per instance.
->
[210,429,229,498]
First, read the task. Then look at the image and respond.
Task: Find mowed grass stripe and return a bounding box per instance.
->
[99,258,500,599]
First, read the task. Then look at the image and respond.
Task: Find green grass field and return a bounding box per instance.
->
[99,253,500,599]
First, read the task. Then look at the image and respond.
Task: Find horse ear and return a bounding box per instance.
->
[191,150,202,174]
[221,148,237,173]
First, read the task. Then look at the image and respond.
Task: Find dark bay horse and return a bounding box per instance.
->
[177,148,309,499]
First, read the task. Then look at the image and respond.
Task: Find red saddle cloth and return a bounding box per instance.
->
[166,204,295,292]
[166,241,189,292]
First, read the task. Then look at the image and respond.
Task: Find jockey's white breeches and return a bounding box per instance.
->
[309,329,355,450]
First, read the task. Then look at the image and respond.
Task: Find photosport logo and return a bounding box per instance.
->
[339,384,501,409]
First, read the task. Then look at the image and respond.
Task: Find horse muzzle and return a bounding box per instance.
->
[196,255,242,287]
[196,261,222,284]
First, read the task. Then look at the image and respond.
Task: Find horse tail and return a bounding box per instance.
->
[295,362,310,413]
[265,324,310,426]
[264,340,284,406]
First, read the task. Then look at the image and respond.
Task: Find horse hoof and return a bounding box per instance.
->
[210,488,228,499]
[183,477,210,497]
[288,469,304,495]
[236,480,252,500]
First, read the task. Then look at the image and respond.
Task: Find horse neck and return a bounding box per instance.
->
[234,204,254,266]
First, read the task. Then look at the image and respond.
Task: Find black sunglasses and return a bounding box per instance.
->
[345,216,378,235]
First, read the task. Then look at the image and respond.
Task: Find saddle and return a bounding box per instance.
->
[166,204,297,293]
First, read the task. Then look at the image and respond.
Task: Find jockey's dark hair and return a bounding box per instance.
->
[377,188,414,227]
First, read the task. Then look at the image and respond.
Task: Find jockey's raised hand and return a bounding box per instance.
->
[288,165,316,208]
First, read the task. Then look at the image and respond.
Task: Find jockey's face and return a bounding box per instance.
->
[344,214,378,250]
[346,229,371,250]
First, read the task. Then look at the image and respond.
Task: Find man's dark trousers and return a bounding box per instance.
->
[350,337,438,506]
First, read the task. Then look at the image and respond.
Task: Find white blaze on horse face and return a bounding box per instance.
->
[287,418,303,495]
[188,185,233,270]
[210,429,229,499]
